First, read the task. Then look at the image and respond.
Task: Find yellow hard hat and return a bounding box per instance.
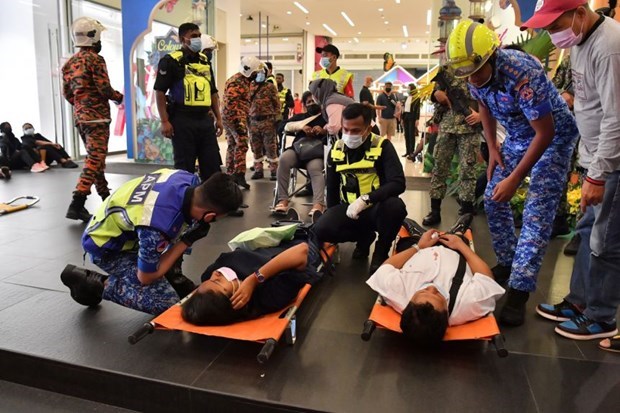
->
[446,20,500,78]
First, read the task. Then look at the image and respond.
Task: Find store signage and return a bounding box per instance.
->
[155,29,182,53]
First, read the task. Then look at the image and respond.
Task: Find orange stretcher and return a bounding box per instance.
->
[129,244,337,364]
[361,226,508,357]
[0,196,40,215]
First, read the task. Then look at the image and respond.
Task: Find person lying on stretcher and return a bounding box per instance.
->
[181,241,322,325]
[366,226,505,347]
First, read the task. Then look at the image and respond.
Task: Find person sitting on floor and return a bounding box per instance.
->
[181,240,322,325]
[0,121,48,173]
[20,123,78,168]
[366,221,505,347]
[273,91,327,217]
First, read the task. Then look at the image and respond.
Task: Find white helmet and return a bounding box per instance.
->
[240,56,263,78]
[72,17,106,47]
[200,34,217,51]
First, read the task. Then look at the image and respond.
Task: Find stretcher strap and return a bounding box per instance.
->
[448,254,466,315]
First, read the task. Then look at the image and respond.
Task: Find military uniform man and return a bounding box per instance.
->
[447,20,579,326]
[222,56,263,190]
[423,68,481,226]
[62,17,123,221]
[154,23,222,182]
[249,66,280,181]
[312,44,354,98]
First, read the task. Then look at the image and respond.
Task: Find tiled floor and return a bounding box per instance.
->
[0,139,618,412]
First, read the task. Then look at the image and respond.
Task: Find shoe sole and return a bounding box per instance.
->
[535,307,571,322]
[60,265,102,307]
[65,212,91,222]
[554,326,618,341]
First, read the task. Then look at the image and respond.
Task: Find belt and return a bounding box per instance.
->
[250,114,275,121]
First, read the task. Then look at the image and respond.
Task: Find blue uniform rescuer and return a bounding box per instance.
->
[60,169,242,315]
[446,21,579,326]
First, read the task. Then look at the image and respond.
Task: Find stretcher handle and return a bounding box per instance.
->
[491,334,509,358]
[361,320,376,341]
[6,195,40,207]
[128,322,155,344]
[257,338,277,364]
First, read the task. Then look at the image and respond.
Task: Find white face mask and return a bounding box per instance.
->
[342,132,365,149]
[416,282,450,301]
[549,12,585,49]
[24,128,35,135]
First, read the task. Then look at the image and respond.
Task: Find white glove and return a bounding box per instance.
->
[346,196,369,220]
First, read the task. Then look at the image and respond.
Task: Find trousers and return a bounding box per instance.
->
[249,116,278,172]
[223,116,249,174]
[276,149,325,206]
[76,122,110,197]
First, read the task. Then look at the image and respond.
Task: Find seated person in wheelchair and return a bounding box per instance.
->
[274,91,327,216]
[311,103,407,275]
[181,241,323,325]
[366,224,505,347]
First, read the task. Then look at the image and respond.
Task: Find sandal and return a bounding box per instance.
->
[273,202,289,215]
[308,207,324,217]
[599,335,620,353]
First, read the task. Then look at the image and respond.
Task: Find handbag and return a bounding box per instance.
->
[293,137,324,162]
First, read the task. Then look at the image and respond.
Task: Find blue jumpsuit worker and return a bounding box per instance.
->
[60,169,242,315]
[154,23,223,181]
[446,20,579,326]
[311,103,407,276]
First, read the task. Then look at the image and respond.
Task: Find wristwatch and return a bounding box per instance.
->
[361,194,371,205]
[254,269,266,283]
[412,244,420,252]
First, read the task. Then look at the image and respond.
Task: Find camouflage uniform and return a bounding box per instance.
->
[249,81,280,173]
[470,49,579,292]
[62,48,123,198]
[429,71,480,203]
[222,72,251,174]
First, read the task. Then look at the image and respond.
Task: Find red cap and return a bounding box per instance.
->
[520,0,587,30]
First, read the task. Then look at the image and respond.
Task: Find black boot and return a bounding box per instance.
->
[250,170,264,180]
[233,173,250,190]
[551,214,571,239]
[100,191,111,202]
[60,264,107,307]
[458,200,475,216]
[491,264,511,286]
[369,244,390,275]
[447,213,474,236]
[499,288,530,326]
[352,232,376,260]
[403,218,425,239]
[164,257,197,298]
[422,198,442,226]
[563,233,581,256]
[270,171,277,181]
[66,193,92,222]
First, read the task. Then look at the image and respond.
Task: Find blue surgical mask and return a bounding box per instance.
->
[416,282,450,301]
[255,71,266,83]
[342,133,365,149]
[188,37,202,53]
[320,57,331,69]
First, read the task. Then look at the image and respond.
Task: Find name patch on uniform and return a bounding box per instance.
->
[156,239,170,253]
[519,86,534,102]
[128,173,161,205]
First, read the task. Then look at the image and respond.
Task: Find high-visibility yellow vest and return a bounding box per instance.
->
[278,87,289,112]
[266,75,276,85]
[169,50,212,107]
[83,169,198,254]
[330,134,385,204]
[312,68,353,94]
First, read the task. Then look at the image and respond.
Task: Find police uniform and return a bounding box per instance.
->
[312,134,407,261]
[470,48,579,292]
[249,80,280,174]
[312,67,354,98]
[429,70,480,206]
[222,72,251,175]
[153,50,220,181]
[277,83,294,121]
[82,169,199,315]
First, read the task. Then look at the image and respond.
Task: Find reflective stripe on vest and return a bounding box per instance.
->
[169,51,212,107]
[312,69,353,94]
[83,169,196,254]
[330,134,385,204]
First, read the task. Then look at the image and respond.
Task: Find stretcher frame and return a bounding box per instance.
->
[129,244,337,364]
[360,227,508,357]
[0,196,40,215]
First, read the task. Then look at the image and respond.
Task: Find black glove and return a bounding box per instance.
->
[180,221,211,246]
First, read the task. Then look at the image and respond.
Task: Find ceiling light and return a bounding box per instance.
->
[384,21,389,24]
[287,11,292,15]
[353,37,359,43]
[415,39,420,43]
[426,9,432,26]
[341,11,355,27]
[261,23,267,28]
[401,42,407,49]
[425,30,430,34]
[294,1,309,14]
[381,39,386,43]
[283,37,289,41]
[244,38,252,43]
[402,25,408,37]
[378,8,384,12]
[396,0,401,3]
[357,31,362,35]
[322,23,337,36]
[306,21,310,25]
[239,13,242,17]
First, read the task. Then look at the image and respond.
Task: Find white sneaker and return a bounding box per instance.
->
[31,163,46,173]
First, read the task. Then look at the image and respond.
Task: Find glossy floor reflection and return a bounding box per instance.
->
[0,151,618,412]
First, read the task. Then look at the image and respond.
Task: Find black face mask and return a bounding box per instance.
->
[385,88,392,93]
[205,50,213,60]
[306,104,321,115]
[92,41,102,54]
